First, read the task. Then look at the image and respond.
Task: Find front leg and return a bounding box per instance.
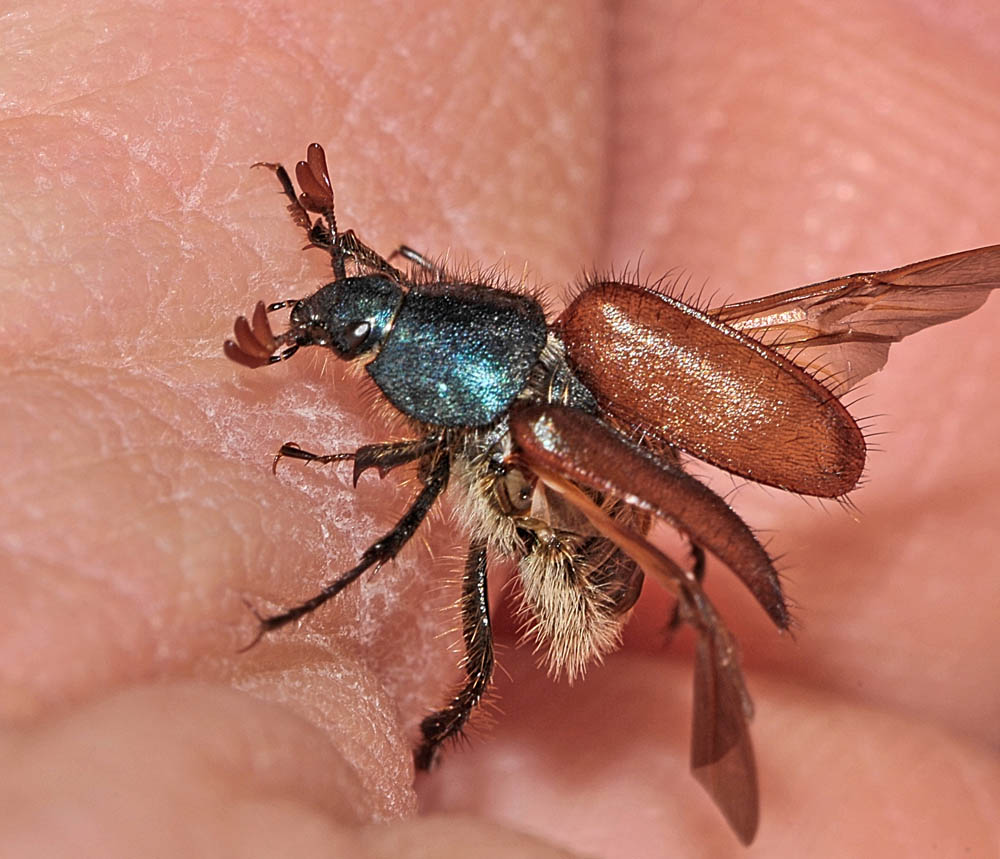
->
[414,537,494,769]
[273,436,441,485]
[254,143,407,281]
[244,449,450,646]
[389,245,445,278]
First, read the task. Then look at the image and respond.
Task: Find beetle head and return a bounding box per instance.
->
[290,274,403,357]
[225,274,404,368]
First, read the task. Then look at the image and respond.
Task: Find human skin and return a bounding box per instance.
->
[2,1,999,857]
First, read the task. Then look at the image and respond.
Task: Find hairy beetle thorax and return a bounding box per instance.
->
[367,281,549,427]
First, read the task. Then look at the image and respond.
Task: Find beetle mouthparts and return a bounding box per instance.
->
[224,300,296,368]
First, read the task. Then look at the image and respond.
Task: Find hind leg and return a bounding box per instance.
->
[414,538,493,769]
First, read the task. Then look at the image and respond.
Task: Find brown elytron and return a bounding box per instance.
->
[226,143,1000,846]
[560,282,867,496]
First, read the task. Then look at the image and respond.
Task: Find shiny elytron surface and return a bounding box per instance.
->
[559,281,866,497]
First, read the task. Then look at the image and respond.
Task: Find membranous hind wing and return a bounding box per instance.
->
[711,245,1000,392]
[687,587,759,848]
[509,403,762,844]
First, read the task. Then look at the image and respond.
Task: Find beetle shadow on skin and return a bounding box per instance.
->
[414,645,700,815]
[422,631,698,773]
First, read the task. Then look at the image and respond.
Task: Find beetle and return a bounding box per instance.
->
[225,142,1000,844]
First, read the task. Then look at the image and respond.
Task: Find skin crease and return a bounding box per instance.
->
[1,0,998,856]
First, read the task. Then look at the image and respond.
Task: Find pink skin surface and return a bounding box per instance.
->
[2,1,998,856]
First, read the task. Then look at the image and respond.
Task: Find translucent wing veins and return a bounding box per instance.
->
[711,245,1000,390]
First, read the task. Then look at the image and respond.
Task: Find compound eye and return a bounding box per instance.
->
[336,320,372,357]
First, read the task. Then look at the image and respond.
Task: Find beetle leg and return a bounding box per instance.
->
[389,245,444,278]
[253,156,348,274]
[271,442,353,475]
[331,228,407,280]
[272,435,441,485]
[243,450,450,645]
[667,540,707,631]
[255,144,407,281]
[414,538,493,769]
[251,160,316,235]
